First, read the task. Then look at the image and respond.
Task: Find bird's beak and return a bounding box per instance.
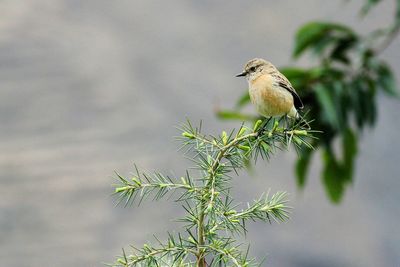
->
[235,71,247,77]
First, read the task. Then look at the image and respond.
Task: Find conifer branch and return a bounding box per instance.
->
[112,118,313,267]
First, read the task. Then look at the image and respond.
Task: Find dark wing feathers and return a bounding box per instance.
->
[274,74,304,110]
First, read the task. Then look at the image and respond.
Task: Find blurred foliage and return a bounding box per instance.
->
[217,0,399,202]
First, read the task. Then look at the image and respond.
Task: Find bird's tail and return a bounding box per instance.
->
[288,106,299,119]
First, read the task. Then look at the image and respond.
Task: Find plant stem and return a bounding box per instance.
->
[374,24,400,55]
[196,206,206,267]
[196,132,258,266]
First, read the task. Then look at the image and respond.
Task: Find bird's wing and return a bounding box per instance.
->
[272,73,304,110]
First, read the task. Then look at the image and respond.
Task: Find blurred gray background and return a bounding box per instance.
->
[1,1,399,266]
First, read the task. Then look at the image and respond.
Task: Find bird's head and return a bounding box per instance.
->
[236,58,275,81]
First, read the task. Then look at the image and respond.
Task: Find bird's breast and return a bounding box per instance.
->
[248,74,294,117]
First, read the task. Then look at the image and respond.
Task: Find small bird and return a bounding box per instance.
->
[236,58,304,119]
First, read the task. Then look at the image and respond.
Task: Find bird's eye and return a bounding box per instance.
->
[250,66,257,72]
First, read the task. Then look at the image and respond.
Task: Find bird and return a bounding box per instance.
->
[236,58,304,119]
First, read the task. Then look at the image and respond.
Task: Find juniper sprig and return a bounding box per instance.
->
[112,118,314,267]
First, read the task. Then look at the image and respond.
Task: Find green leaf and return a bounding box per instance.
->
[342,128,357,182]
[216,110,257,121]
[295,147,313,188]
[235,92,251,109]
[351,77,377,128]
[377,63,398,96]
[396,0,400,23]
[349,80,364,128]
[365,78,377,126]
[331,81,347,129]
[330,36,358,64]
[279,67,309,78]
[314,84,339,129]
[322,149,344,203]
[293,22,356,58]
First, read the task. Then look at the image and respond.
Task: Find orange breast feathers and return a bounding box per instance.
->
[249,74,294,117]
